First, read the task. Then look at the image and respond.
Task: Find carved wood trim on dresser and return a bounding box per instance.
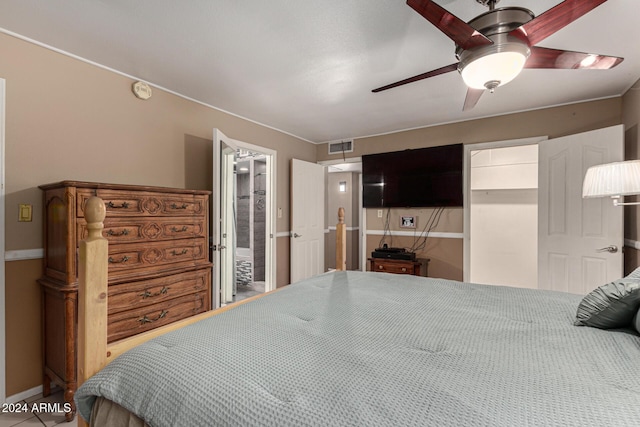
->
[37,181,212,421]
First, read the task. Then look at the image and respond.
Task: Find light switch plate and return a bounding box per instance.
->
[19,204,32,222]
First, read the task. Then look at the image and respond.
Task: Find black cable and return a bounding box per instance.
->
[409,207,438,252]
[412,207,445,253]
[378,207,392,248]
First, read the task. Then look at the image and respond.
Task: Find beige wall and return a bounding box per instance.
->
[366,207,464,280]
[1,32,315,395]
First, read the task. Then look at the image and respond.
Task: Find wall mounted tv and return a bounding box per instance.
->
[362,143,463,208]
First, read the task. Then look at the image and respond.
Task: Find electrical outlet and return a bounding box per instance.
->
[277,207,283,218]
[377,209,383,218]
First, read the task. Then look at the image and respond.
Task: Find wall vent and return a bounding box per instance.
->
[328,140,354,155]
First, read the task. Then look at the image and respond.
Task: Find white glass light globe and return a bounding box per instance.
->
[461,51,527,90]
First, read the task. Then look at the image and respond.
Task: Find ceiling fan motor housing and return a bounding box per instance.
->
[456,7,534,89]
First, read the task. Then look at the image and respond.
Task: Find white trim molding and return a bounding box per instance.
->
[5,249,44,261]
[327,226,359,232]
[624,238,640,251]
[5,385,43,404]
[366,230,463,239]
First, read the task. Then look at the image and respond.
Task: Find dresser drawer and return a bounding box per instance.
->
[108,268,210,315]
[369,258,422,275]
[107,238,209,282]
[107,292,208,342]
[374,262,414,274]
[77,189,208,218]
[78,217,207,244]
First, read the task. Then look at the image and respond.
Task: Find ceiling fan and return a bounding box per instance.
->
[372,0,623,110]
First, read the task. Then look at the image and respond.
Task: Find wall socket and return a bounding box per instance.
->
[377,209,383,218]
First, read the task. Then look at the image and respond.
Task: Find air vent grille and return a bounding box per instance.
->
[328,140,353,155]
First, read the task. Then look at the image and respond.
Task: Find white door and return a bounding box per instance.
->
[290,159,325,283]
[213,129,239,306]
[538,125,624,295]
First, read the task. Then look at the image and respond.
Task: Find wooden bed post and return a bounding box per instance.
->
[336,207,346,271]
[77,196,108,425]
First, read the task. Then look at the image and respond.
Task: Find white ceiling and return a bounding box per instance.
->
[1,0,638,143]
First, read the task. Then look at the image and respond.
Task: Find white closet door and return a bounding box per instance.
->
[538,125,624,295]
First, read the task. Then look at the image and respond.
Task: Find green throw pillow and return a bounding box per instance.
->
[574,279,640,329]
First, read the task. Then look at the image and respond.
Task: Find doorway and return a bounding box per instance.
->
[212,129,276,308]
[464,126,624,294]
[468,142,540,288]
[234,151,268,302]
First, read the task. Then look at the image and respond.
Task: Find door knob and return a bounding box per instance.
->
[596,245,618,253]
[292,233,303,238]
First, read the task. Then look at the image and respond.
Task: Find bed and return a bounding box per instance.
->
[74,198,640,426]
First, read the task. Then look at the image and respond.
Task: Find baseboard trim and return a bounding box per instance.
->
[6,385,42,404]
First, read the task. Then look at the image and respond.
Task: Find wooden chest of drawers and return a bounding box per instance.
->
[38,181,212,419]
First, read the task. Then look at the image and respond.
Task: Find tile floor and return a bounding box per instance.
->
[234,280,266,302]
[0,388,78,427]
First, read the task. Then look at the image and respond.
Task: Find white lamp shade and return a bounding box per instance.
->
[582,160,640,198]
[460,51,527,90]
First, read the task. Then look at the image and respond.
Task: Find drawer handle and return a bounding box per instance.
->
[138,310,169,324]
[171,203,188,210]
[139,286,170,300]
[171,226,188,233]
[401,267,407,272]
[138,315,152,324]
[171,249,188,256]
[106,229,130,237]
[378,265,384,270]
[107,201,130,209]
[108,255,129,264]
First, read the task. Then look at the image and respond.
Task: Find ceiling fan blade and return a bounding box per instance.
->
[463,88,484,111]
[525,46,623,69]
[510,0,608,46]
[406,0,492,50]
[372,63,459,93]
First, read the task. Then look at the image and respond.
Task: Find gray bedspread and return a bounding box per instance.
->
[75,271,640,426]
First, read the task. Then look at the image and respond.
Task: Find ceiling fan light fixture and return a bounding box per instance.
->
[580,54,597,68]
[460,49,528,90]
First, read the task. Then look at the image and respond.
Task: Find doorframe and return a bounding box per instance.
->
[463,136,548,283]
[212,129,277,308]
[318,157,364,271]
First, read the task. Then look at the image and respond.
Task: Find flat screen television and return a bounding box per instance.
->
[362,143,463,208]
